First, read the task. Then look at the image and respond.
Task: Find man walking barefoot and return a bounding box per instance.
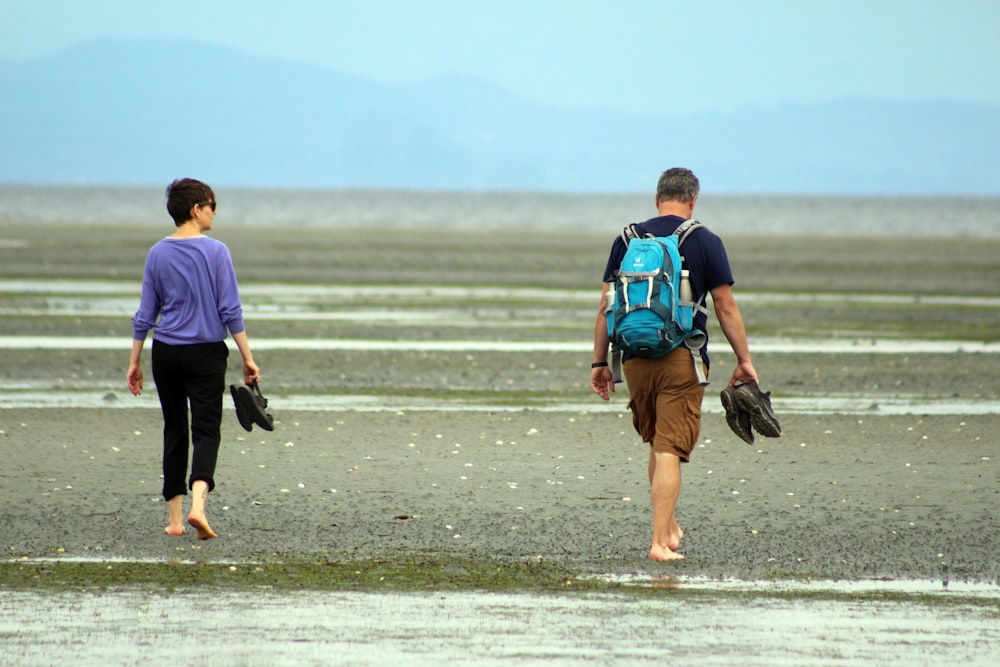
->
[591,168,758,560]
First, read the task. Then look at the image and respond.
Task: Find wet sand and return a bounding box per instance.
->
[2,406,999,584]
[1,223,999,585]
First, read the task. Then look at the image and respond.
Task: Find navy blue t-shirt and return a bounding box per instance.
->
[602,215,734,364]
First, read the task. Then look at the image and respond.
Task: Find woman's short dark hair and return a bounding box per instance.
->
[165,178,215,225]
[656,168,700,205]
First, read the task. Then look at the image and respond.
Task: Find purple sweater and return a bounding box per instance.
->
[132,236,246,345]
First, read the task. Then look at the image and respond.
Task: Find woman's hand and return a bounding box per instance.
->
[243,358,260,386]
[126,363,143,396]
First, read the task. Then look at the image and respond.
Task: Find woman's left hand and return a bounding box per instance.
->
[243,359,260,385]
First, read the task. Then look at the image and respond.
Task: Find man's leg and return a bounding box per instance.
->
[649,450,684,561]
[624,351,699,561]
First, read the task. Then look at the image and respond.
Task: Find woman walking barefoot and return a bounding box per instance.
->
[127,178,260,539]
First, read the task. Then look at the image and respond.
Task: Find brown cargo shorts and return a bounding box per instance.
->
[623,346,707,462]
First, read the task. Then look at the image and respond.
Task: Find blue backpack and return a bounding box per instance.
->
[605,219,708,365]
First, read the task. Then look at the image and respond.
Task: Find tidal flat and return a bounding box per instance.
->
[1,222,998,665]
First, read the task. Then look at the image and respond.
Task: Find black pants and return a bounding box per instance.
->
[151,340,229,500]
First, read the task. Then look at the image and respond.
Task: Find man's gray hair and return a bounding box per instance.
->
[656,168,700,204]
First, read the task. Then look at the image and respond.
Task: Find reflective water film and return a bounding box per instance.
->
[2,586,999,666]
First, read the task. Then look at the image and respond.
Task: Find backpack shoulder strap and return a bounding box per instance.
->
[672,219,703,247]
[673,219,710,316]
[612,224,642,279]
[620,223,643,245]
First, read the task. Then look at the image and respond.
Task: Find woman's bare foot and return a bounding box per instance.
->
[186,481,216,539]
[187,513,218,540]
[650,545,685,561]
[165,495,185,536]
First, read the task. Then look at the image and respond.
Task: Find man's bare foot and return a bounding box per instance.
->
[667,526,684,551]
[187,513,218,540]
[650,545,685,561]
[164,524,185,537]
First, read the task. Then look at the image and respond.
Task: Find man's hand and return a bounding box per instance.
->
[591,366,615,401]
[727,361,759,387]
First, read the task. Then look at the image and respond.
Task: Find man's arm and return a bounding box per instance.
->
[710,283,759,387]
[590,283,615,400]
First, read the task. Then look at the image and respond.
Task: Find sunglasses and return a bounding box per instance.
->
[197,200,217,212]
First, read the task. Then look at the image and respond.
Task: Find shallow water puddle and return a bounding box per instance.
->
[0,335,997,355]
[2,586,998,666]
[5,278,1000,308]
[1,388,998,414]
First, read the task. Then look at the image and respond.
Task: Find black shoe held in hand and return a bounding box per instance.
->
[230,380,275,432]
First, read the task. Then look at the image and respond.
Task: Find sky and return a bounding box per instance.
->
[2,0,999,116]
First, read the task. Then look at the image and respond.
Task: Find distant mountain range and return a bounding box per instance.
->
[1,39,998,195]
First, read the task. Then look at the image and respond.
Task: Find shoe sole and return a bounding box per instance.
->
[230,385,255,431]
[720,387,754,444]
[734,389,782,438]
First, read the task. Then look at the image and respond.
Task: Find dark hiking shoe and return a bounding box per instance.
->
[230,380,275,432]
[720,385,754,444]
[733,381,781,438]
